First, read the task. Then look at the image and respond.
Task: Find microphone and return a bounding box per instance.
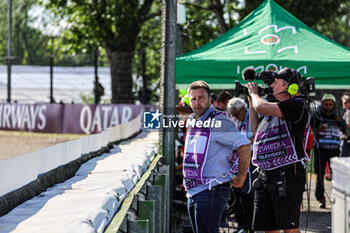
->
[242,68,256,81]
[276,91,289,95]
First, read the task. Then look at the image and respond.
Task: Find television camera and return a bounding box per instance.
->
[235,68,316,99]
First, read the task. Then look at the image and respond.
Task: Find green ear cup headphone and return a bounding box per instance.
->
[288,83,299,95]
[287,70,301,95]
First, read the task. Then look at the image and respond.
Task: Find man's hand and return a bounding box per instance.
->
[335,115,342,123]
[246,82,259,96]
[320,124,328,131]
[230,173,246,188]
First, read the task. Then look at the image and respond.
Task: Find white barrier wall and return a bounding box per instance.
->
[111,125,121,142]
[101,131,108,148]
[331,157,350,233]
[0,114,141,197]
[80,136,89,155]
[88,133,102,152]
[0,131,159,233]
[38,147,60,176]
[0,152,39,197]
[107,127,114,143]
[66,139,82,161]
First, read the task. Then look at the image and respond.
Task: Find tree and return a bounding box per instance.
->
[182,0,350,53]
[180,3,223,54]
[238,0,349,28]
[135,0,350,104]
[0,0,51,65]
[315,1,350,48]
[43,0,160,103]
[133,13,162,104]
[185,0,228,34]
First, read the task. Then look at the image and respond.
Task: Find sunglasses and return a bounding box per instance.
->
[323,103,334,107]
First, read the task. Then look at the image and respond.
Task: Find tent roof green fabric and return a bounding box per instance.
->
[176,0,350,89]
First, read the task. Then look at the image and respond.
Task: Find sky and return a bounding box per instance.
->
[28,4,67,37]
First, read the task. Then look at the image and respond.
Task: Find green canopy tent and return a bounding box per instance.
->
[176,0,350,89]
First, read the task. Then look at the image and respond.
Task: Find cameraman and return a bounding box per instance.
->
[246,67,309,233]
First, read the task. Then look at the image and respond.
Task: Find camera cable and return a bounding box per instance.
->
[304,99,316,233]
[304,148,313,233]
[304,103,332,233]
[304,99,317,233]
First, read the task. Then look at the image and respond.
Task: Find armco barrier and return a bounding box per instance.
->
[104,155,168,233]
[0,114,142,216]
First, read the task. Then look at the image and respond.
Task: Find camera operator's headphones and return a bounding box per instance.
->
[288,82,299,96]
[278,68,301,96]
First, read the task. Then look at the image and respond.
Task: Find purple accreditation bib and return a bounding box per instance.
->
[183,111,236,190]
[252,116,301,170]
[229,150,239,174]
[183,124,212,190]
[236,115,249,134]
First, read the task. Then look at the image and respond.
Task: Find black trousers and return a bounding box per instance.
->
[253,165,305,231]
[232,189,255,231]
[340,139,350,157]
[229,165,257,231]
[314,148,339,200]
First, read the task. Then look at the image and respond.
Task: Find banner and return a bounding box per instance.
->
[0,103,143,134]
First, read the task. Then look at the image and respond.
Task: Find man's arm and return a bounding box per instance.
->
[247,82,283,118]
[336,114,350,137]
[310,113,326,135]
[230,144,251,188]
[345,111,350,128]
